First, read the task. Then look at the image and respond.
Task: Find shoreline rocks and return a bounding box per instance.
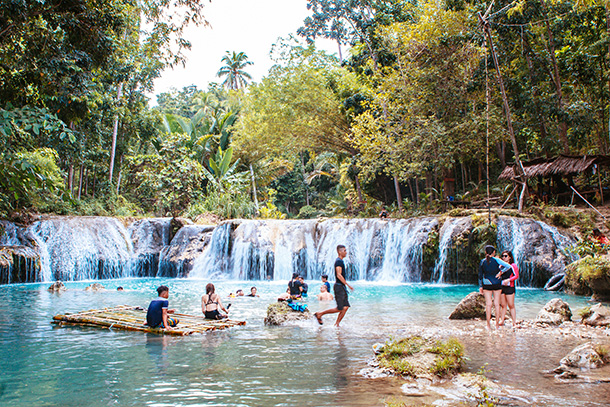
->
[535,298,572,325]
[448,292,486,320]
[264,302,311,325]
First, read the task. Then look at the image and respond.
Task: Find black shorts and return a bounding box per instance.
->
[502,285,515,295]
[204,310,222,320]
[334,284,350,310]
[482,284,502,291]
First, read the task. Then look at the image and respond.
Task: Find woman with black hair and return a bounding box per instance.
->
[202,283,229,320]
[478,245,512,330]
[498,250,519,326]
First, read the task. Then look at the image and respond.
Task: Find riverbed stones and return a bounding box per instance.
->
[264,302,311,325]
[560,342,609,369]
[582,303,610,327]
[535,298,572,325]
[448,292,486,319]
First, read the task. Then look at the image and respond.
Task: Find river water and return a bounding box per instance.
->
[0,279,608,406]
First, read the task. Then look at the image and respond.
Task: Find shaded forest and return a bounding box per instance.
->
[1,0,609,220]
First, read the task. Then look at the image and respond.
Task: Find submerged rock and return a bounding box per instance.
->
[535,298,572,325]
[84,283,105,291]
[264,302,311,325]
[448,292,486,319]
[582,303,610,327]
[48,281,66,292]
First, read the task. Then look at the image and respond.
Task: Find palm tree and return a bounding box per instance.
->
[216,51,253,90]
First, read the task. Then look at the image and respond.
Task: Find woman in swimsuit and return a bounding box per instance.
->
[498,250,519,326]
[478,245,512,330]
[201,283,229,320]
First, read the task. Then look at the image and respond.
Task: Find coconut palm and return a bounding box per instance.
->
[216,51,253,90]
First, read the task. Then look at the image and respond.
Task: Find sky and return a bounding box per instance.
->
[151,0,339,101]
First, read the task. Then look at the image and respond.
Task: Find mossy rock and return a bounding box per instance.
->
[264,302,311,325]
[376,336,464,380]
[565,256,610,300]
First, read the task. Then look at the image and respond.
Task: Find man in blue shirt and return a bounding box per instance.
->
[146,285,178,330]
[314,245,354,327]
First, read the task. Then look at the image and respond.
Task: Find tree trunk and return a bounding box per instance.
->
[68,164,74,196]
[415,176,420,205]
[522,38,550,154]
[354,175,363,204]
[116,156,123,195]
[83,167,88,197]
[496,142,506,169]
[108,81,124,183]
[393,175,403,213]
[249,163,259,211]
[78,165,84,200]
[92,167,96,198]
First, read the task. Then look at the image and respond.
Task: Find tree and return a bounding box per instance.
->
[216,51,253,90]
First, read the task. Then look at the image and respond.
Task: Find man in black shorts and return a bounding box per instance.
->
[314,245,354,327]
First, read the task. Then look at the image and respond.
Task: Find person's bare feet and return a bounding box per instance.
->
[314,312,323,325]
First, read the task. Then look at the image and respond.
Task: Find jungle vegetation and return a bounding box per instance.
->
[1,0,609,220]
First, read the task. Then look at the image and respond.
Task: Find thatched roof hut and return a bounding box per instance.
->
[498,155,610,181]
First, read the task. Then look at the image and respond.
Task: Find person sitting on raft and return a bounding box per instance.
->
[288,273,303,299]
[479,245,512,330]
[202,283,229,320]
[146,285,178,330]
[316,284,333,301]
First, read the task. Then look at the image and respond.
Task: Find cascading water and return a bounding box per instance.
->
[190,218,438,283]
[432,218,467,283]
[129,218,171,277]
[496,216,576,286]
[29,217,136,281]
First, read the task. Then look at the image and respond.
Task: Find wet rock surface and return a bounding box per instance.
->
[582,303,610,327]
[48,281,66,292]
[448,292,486,319]
[84,283,105,291]
[264,302,311,325]
[535,298,572,325]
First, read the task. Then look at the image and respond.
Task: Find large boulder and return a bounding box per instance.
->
[449,292,486,319]
[158,225,215,277]
[264,302,311,325]
[582,303,610,327]
[84,283,105,291]
[535,298,572,325]
[48,281,66,292]
[565,256,610,301]
[560,342,609,370]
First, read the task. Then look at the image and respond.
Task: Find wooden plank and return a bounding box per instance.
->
[52,305,245,336]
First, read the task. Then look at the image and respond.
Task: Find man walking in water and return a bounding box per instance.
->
[314,245,353,327]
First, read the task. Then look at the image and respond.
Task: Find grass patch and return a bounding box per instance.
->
[377,336,464,379]
[578,306,593,320]
[429,337,465,377]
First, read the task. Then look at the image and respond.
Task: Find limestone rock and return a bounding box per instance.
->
[535,298,572,325]
[582,303,610,327]
[560,342,609,369]
[565,256,610,300]
[264,302,311,325]
[449,292,486,319]
[84,283,105,291]
[48,281,66,292]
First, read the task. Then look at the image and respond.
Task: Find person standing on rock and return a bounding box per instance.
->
[314,245,353,327]
[498,250,519,326]
[479,245,512,330]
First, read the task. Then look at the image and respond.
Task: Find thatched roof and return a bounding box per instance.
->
[498,155,610,180]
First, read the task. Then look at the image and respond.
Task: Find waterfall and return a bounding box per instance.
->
[432,218,462,283]
[30,217,136,281]
[496,216,576,286]
[190,218,438,283]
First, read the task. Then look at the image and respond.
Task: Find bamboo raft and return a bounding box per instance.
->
[52,305,246,336]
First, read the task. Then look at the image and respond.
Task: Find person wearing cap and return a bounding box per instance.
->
[478,245,512,330]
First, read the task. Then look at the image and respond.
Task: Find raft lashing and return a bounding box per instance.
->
[52,305,246,336]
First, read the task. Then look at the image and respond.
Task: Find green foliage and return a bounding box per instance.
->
[428,338,465,377]
[297,205,320,219]
[565,256,610,295]
[578,306,592,320]
[259,189,286,219]
[185,190,257,220]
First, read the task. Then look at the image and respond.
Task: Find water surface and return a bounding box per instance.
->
[0,279,608,406]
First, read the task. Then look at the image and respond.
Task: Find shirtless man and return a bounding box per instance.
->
[314,245,353,327]
[316,284,333,301]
